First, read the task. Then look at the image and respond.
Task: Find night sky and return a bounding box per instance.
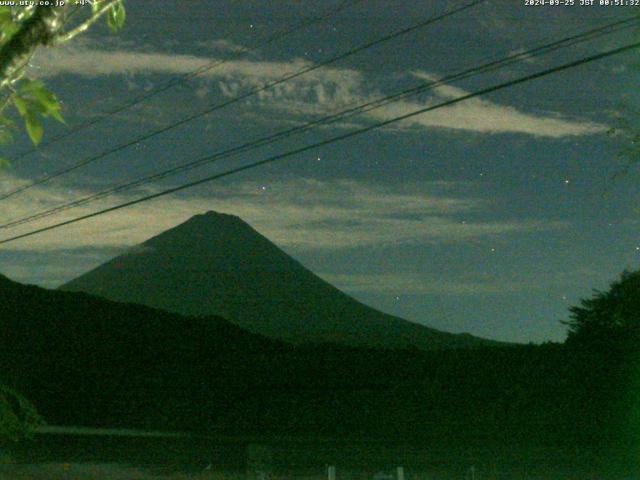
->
[1,0,639,343]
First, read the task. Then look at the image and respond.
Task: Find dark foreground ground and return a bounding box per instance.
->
[2,430,637,480]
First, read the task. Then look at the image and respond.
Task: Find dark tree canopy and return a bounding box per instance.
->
[564,269,640,348]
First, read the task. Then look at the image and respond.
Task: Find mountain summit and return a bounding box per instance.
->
[61,211,493,349]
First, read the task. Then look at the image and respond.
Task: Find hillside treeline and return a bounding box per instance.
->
[0,275,637,458]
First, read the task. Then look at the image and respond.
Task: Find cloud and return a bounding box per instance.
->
[31,45,606,138]
[317,272,537,295]
[0,176,568,287]
[397,72,607,138]
[195,39,250,54]
[0,245,119,287]
[0,176,565,254]
[32,44,362,101]
[318,267,599,296]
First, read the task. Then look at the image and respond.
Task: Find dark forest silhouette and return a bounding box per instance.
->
[1,269,638,477]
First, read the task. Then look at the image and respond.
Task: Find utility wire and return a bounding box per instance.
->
[9,0,366,162]
[0,15,636,231]
[1,39,637,246]
[0,0,487,201]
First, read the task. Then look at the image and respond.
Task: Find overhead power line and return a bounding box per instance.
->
[0,0,487,201]
[9,0,366,162]
[0,39,637,246]
[0,15,637,231]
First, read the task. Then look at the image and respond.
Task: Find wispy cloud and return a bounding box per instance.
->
[0,176,565,254]
[31,44,606,138]
[398,72,606,138]
[0,253,101,287]
[318,272,523,295]
[195,39,250,54]
[318,270,589,296]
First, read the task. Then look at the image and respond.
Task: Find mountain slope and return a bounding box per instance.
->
[61,211,495,350]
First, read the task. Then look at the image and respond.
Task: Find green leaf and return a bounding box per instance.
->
[12,94,43,145]
[19,78,44,93]
[17,79,65,124]
[0,8,19,45]
[24,111,43,145]
[0,157,10,168]
[48,104,64,124]
[25,98,47,114]
[0,7,12,25]
[106,1,126,32]
[12,96,27,117]
[116,2,126,27]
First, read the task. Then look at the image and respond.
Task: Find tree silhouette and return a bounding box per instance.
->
[564,269,640,348]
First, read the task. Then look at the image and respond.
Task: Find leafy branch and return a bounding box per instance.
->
[12,78,64,145]
[0,1,125,155]
[56,0,125,44]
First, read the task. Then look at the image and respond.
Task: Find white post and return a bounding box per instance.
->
[396,466,405,480]
[328,465,336,480]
